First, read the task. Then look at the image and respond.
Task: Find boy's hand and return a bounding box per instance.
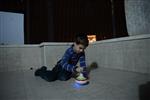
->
[75,67,84,73]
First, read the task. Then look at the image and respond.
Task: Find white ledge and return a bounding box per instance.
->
[0,34,150,47]
[39,42,73,47]
[0,45,39,48]
[92,34,150,45]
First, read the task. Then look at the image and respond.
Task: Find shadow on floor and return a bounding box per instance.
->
[139,81,150,100]
[87,62,98,73]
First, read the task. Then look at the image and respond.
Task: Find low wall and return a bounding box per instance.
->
[40,42,72,70]
[41,34,150,74]
[0,45,42,72]
[86,34,150,74]
[0,35,150,76]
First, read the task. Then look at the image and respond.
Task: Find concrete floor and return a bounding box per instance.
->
[0,67,148,100]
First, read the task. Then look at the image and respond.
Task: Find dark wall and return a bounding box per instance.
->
[0,0,24,13]
[47,0,55,42]
[24,0,49,44]
[113,0,128,37]
[54,0,114,42]
[53,0,128,42]
[0,0,128,44]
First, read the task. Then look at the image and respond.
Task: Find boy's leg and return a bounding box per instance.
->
[40,70,57,82]
[35,66,57,82]
[35,64,72,82]
[51,62,72,81]
[34,66,47,76]
[57,67,72,81]
[40,64,62,82]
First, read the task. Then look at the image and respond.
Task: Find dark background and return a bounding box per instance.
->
[0,0,128,44]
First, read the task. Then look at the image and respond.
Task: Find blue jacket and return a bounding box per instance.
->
[58,45,86,72]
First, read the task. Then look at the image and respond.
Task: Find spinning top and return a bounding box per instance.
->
[75,73,89,85]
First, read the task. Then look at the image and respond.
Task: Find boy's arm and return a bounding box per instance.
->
[79,53,89,77]
[79,52,86,68]
[59,49,76,72]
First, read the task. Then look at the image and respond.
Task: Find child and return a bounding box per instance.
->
[34,33,89,82]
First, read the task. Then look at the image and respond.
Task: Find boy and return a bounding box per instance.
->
[34,33,89,82]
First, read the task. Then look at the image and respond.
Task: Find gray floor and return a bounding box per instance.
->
[0,67,148,100]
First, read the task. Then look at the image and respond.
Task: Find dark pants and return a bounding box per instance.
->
[39,64,72,82]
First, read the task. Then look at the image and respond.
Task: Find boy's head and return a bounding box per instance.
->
[73,33,89,53]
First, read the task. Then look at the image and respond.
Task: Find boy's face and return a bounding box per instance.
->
[73,43,86,54]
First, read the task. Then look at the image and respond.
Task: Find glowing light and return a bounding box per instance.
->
[72,81,89,89]
[73,83,83,89]
[87,35,97,43]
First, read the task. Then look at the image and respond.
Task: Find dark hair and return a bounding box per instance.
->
[75,33,89,47]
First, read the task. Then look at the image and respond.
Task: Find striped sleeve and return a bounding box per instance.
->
[60,48,76,72]
[79,52,86,68]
